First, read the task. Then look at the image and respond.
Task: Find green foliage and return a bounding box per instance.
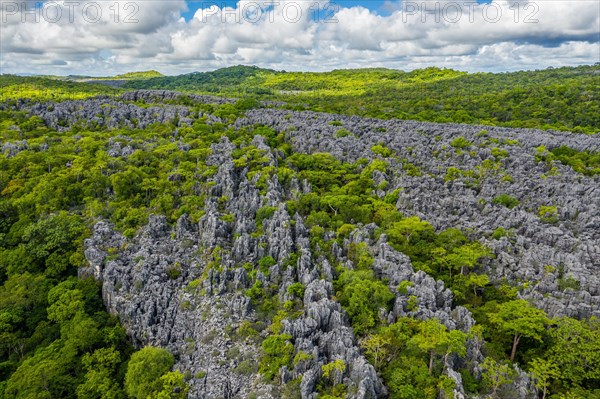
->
[489,300,549,362]
[385,216,435,255]
[492,194,520,209]
[258,256,276,273]
[220,213,234,223]
[124,346,176,399]
[557,275,580,291]
[491,147,509,159]
[124,65,276,95]
[335,269,394,334]
[386,355,437,399]
[293,351,313,366]
[347,242,374,270]
[552,146,600,175]
[444,167,465,182]
[491,227,509,240]
[538,205,559,223]
[467,273,490,297]
[360,318,469,399]
[76,347,126,399]
[529,358,560,399]
[480,357,516,397]
[444,242,492,276]
[152,371,189,399]
[371,144,392,157]
[397,280,414,295]
[536,145,600,176]
[322,359,346,381]
[361,334,392,369]
[408,319,467,375]
[403,162,422,177]
[125,65,600,133]
[335,128,352,138]
[113,70,164,79]
[5,341,80,398]
[286,282,305,299]
[46,281,85,322]
[547,317,600,388]
[1,69,599,399]
[0,75,121,101]
[166,262,183,280]
[450,136,472,149]
[259,334,294,381]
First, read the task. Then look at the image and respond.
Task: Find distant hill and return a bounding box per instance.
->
[114,70,164,79]
[124,64,600,134]
[124,65,278,94]
[0,74,122,101]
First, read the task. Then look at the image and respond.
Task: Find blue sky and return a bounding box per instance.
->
[1,0,598,75]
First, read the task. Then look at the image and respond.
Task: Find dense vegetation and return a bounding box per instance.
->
[124,65,600,134]
[3,65,599,133]
[0,75,121,102]
[125,65,275,95]
[0,68,598,398]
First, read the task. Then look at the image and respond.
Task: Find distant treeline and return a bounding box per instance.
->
[124,65,600,134]
[2,64,599,133]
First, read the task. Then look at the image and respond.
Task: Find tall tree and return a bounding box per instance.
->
[408,318,466,375]
[529,358,559,399]
[547,317,600,387]
[489,300,549,362]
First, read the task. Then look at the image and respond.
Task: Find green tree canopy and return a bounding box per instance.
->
[489,300,549,362]
[124,346,175,399]
[408,318,467,375]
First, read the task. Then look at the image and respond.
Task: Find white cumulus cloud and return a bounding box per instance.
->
[0,0,598,75]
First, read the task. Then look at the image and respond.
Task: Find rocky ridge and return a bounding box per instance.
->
[7,91,598,397]
[236,109,600,319]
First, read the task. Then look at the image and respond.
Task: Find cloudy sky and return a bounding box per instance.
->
[0,0,598,75]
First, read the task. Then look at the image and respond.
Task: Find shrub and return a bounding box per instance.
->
[336,128,351,138]
[259,334,294,381]
[491,147,508,158]
[538,205,559,223]
[444,167,463,181]
[287,282,305,298]
[558,276,580,291]
[166,262,182,279]
[220,213,234,223]
[322,359,346,381]
[258,256,276,273]
[336,223,355,239]
[397,280,414,295]
[403,162,422,177]
[491,227,509,240]
[450,136,472,149]
[492,194,519,209]
[371,144,392,157]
